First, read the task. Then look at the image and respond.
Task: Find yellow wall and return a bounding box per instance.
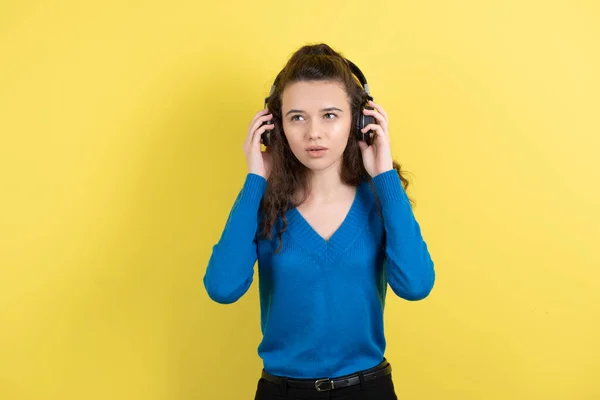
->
[1,1,599,399]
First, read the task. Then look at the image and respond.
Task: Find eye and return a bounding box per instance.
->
[291,115,304,121]
[324,112,337,119]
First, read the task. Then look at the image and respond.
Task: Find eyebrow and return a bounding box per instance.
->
[284,107,344,117]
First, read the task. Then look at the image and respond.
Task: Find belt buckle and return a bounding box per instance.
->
[315,378,334,392]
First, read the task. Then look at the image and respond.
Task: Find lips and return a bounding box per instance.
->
[306,146,327,151]
[306,146,328,158]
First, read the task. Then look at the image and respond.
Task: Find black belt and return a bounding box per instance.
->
[261,359,392,392]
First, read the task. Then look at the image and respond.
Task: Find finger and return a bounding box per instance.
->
[358,140,369,152]
[252,123,275,147]
[367,100,388,122]
[247,109,270,133]
[362,108,387,131]
[245,111,266,147]
[361,123,387,139]
[247,113,273,145]
[252,114,273,134]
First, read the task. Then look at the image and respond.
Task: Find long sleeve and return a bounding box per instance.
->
[203,173,267,304]
[371,170,435,301]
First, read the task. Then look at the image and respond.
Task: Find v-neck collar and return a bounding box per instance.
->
[285,181,371,263]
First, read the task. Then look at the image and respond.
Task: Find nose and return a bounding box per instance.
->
[306,119,323,141]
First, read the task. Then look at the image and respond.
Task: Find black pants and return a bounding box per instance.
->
[254,363,398,400]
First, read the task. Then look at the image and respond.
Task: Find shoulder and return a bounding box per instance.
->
[355,180,382,217]
[357,179,379,203]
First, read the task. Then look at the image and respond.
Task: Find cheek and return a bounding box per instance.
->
[282,127,305,155]
[282,123,303,150]
[331,122,352,147]
[282,127,301,146]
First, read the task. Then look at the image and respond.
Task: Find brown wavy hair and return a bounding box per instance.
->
[260,43,415,253]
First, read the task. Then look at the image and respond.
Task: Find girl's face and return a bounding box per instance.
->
[280,80,352,173]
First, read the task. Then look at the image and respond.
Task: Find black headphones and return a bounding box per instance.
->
[260,58,376,147]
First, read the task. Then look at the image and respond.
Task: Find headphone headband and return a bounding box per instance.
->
[345,59,370,96]
[265,57,370,103]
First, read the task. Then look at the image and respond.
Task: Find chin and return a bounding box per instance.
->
[300,156,340,172]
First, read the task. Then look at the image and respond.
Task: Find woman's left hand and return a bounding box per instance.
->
[358,100,394,177]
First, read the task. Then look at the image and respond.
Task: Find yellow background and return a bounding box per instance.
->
[1,1,599,399]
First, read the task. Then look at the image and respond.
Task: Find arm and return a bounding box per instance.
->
[203,173,267,304]
[372,170,436,301]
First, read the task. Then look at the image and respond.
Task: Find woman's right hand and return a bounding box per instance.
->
[243,109,274,180]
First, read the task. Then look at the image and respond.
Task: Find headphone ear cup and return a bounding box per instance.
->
[260,102,272,146]
[261,96,273,146]
[356,106,376,145]
[260,122,272,147]
[261,114,278,147]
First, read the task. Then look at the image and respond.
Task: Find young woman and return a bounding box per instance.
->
[204,43,435,400]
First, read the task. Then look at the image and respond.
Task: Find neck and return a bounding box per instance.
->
[304,159,351,203]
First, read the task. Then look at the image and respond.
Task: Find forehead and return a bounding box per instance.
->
[281,80,349,110]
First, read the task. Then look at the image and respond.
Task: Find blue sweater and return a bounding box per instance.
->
[203,170,435,379]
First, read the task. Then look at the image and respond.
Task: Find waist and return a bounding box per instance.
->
[261,358,392,392]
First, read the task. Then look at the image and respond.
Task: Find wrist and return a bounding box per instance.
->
[373,165,394,177]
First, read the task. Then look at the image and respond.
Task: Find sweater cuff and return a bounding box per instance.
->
[371,169,409,207]
[238,173,268,205]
